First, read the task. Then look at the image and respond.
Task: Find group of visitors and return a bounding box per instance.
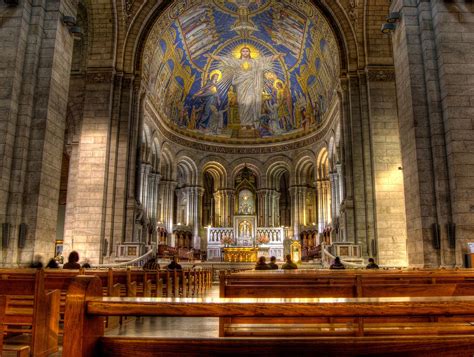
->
[29,250,90,269]
[142,255,183,271]
[254,254,298,270]
[31,251,380,271]
[254,255,380,270]
[330,256,379,270]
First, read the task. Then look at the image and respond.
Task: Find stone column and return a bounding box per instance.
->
[219,189,235,227]
[152,173,161,220]
[389,0,470,267]
[336,163,343,214]
[257,190,266,227]
[0,0,77,265]
[290,186,306,239]
[271,191,281,227]
[329,173,337,221]
[160,180,177,239]
[317,180,325,232]
[195,187,204,249]
[213,191,222,227]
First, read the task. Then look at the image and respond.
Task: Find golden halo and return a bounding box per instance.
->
[274,79,284,90]
[209,69,222,81]
[232,43,261,59]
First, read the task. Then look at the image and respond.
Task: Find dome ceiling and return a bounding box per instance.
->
[142,0,340,144]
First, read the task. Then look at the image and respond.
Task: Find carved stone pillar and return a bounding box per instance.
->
[271,191,281,227]
[161,180,177,240]
[193,187,205,248]
[317,180,325,232]
[329,172,338,221]
[219,189,235,227]
[257,190,266,227]
[290,186,306,239]
[141,164,151,212]
[152,173,161,220]
[213,191,222,227]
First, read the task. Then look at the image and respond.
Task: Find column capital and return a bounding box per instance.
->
[161,180,177,190]
[217,188,235,196]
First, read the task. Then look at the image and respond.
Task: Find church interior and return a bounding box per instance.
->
[0,0,473,355]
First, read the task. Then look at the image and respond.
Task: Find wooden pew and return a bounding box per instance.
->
[220,270,474,298]
[219,270,474,336]
[0,295,5,352]
[63,276,474,357]
[0,269,60,357]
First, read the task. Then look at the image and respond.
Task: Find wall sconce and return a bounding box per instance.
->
[386,12,401,23]
[381,23,397,34]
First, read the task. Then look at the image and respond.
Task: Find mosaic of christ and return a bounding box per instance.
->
[144,0,339,140]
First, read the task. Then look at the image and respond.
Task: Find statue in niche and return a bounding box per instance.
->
[238,220,253,246]
[238,189,255,215]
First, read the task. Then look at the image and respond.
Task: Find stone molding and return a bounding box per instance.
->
[86,71,114,84]
[367,69,396,82]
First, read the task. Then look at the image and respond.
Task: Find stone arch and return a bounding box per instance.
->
[141,124,153,163]
[202,161,228,190]
[175,156,198,186]
[294,151,317,186]
[160,146,174,181]
[328,134,336,171]
[230,158,263,188]
[150,137,161,171]
[316,147,330,180]
[266,161,292,190]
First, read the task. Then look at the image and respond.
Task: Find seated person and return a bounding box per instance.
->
[143,256,160,270]
[255,256,270,270]
[46,258,59,269]
[366,257,379,269]
[167,256,182,270]
[268,256,279,270]
[330,256,345,270]
[282,254,298,270]
[82,259,91,269]
[63,251,81,269]
[29,254,44,269]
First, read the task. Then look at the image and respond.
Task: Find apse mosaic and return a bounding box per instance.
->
[143,0,340,141]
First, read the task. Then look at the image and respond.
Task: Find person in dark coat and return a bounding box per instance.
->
[268,256,279,269]
[282,254,298,269]
[167,256,182,270]
[330,256,345,270]
[366,257,379,269]
[255,256,270,270]
[63,251,81,269]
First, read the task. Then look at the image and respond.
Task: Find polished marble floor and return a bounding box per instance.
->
[106,284,221,339]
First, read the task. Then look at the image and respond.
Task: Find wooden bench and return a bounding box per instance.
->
[219,269,474,336]
[0,269,60,357]
[63,276,474,356]
[220,269,474,298]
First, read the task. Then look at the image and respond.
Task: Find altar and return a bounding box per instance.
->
[223,247,258,262]
[206,187,284,262]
